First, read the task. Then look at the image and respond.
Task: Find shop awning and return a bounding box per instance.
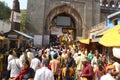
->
[14,30,33,39]
[91,37,101,42]
[99,25,120,47]
[79,39,90,44]
[0,36,5,40]
[90,27,109,42]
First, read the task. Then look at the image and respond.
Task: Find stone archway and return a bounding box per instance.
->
[46,5,82,37]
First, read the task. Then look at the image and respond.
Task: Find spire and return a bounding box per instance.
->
[11,0,21,31]
[13,0,20,12]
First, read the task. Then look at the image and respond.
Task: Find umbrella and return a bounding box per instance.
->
[99,25,120,47]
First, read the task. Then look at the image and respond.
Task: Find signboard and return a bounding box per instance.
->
[113,47,120,59]
[10,11,21,23]
[43,35,50,46]
[34,35,42,46]
[56,16,71,26]
[8,35,18,39]
[51,27,63,35]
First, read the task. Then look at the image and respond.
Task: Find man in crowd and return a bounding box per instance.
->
[111,57,120,79]
[7,51,21,79]
[30,54,41,72]
[75,52,83,80]
[50,53,60,80]
[81,57,93,80]
[100,65,115,80]
[34,59,54,80]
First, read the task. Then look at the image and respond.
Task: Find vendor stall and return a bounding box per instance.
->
[99,25,120,59]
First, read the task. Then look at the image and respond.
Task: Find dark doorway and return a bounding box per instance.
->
[10,40,17,48]
[50,13,76,46]
[50,34,60,46]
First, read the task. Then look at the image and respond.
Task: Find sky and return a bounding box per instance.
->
[0,0,28,9]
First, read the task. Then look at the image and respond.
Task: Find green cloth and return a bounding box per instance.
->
[88,53,93,60]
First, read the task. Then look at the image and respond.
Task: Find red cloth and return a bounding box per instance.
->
[43,53,47,58]
[15,68,30,80]
[48,64,51,70]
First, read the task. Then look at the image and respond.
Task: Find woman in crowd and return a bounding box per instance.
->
[14,60,35,80]
[7,51,21,80]
[62,63,74,80]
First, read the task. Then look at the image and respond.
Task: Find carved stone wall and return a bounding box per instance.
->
[27,0,100,39]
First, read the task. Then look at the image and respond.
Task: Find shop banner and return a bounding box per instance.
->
[113,47,120,59]
[34,35,42,46]
[10,11,21,23]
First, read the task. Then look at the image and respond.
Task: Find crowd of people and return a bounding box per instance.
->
[1,44,120,80]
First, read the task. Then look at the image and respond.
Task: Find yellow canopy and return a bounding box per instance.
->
[79,39,90,44]
[0,36,4,40]
[99,25,120,47]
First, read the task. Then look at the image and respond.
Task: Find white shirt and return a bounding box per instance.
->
[91,56,98,68]
[30,58,41,71]
[113,62,120,72]
[19,54,25,67]
[7,58,21,78]
[73,52,78,61]
[100,73,115,80]
[46,48,50,55]
[50,51,55,59]
[27,51,34,62]
[38,49,42,56]
[34,67,54,80]
[75,55,82,70]
[8,54,14,63]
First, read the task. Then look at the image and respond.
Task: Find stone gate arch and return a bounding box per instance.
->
[46,5,82,38]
